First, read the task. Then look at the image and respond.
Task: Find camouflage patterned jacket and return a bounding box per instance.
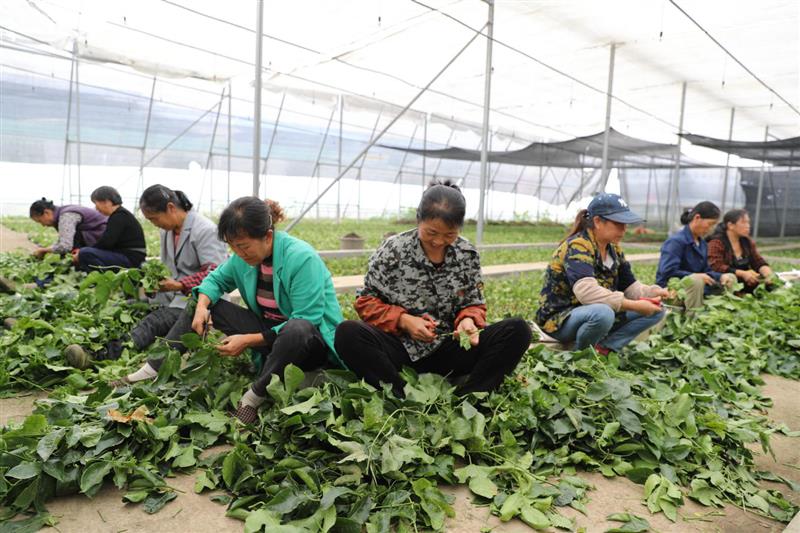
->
[535,229,638,333]
[355,229,486,361]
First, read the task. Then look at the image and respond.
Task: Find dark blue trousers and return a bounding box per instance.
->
[77,247,135,272]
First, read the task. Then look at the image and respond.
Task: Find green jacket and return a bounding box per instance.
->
[194,231,345,367]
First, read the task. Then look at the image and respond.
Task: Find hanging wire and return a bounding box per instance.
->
[668,0,800,117]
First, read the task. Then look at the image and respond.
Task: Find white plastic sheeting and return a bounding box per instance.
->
[1,0,799,208]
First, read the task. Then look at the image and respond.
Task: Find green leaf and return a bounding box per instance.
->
[0,513,58,533]
[80,461,113,494]
[412,478,454,530]
[143,491,177,514]
[173,446,197,468]
[380,435,433,474]
[499,492,524,521]
[244,509,280,533]
[519,505,550,529]
[265,487,307,515]
[468,475,498,499]
[280,393,321,415]
[605,512,652,532]
[6,462,42,480]
[123,490,149,503]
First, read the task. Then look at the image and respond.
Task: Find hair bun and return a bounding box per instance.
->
[428,178,461,193]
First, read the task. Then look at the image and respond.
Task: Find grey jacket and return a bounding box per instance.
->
[154,210,228,309]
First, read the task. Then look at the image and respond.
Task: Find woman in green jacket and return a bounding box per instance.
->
[121,197,344,423]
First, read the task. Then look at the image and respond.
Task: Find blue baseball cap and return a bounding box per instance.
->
[587,193,643,224]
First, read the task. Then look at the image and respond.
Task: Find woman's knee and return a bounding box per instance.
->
[334,320,365,350]
[496,317,533,345]
[584,304,616,328]
[281,318,316,336]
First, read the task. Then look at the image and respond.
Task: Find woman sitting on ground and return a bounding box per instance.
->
[335,180,532,396]
[655,201,736,309]
[73,186,147,271]
[707,209,774,292]
[28,197,107,260]
[535,193,667,355]
[118,196,344,425]
[66,185,227,368]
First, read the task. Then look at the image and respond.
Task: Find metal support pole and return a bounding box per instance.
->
[261,92,286,182]
[476,0,495,246]
[667,81,687,230]
[753,126,769,239]
[337,95,343,224]
[780,152,793,238]
[61,53,75,205]
[227,82,232,204]
[135,76,157,213]
[73,41,82,204]
[285,26,486,232]
[599,43,616,190]
[252,0,264,196]
[535,166,544,222]
[644,163,653,224]
[720,108,735,212]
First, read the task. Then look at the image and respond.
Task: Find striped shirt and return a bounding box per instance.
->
[257,258,287,322]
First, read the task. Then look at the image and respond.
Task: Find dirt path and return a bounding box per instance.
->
[0,224,36,253]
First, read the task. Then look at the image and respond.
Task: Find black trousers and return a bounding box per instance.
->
[133,306,190,354]
[191,300,328,396]
[334,318,532,396]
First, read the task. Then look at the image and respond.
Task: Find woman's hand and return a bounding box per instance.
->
[32,247,49,259]
[720,273,737,288]
[192,305,210,336]
[649,287,670,299]
[736,269,759,285]
[455,317,480,347]
[759,266,776,284]
[159,278,183,292]
[71,249,80,265]
[697,273,716,286]
[399,313,437,343]
[625,299,662,317]
[217,335,252,357]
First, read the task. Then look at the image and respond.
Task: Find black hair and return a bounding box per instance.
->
[90,185,123,206]
[217,196,284,242]
[565,209,595,239]
[29,198,56,217]
[680,201,720,225]
[416,179,466,228]
[710,209,749,240]
[139,184,193,213]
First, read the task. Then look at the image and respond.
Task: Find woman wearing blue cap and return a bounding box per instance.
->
[535,193,668,355]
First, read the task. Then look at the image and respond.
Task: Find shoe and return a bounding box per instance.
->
[2,317,17,329]
[232,403,259,425]
[0,276,16,294]
[95,338,125,361]
[593,344,611,356]
[65,344,91,369]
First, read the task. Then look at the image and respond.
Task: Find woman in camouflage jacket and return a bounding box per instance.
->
[536,194,668,355]
[335,181,532,396]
